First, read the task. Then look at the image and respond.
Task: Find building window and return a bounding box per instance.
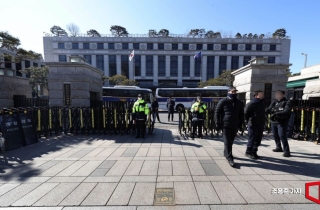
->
[158,43,164,50]
[196,44,202,50]
[121,55,129,78]
[97,43,104,49]
[58,43,64,49]
[158,56,166,76]
[207,44,213,50]
[133,43,139,49]
[219,56,227,75]
[182,56,190,77]
[16,62,22,76]
[270,44,276,51]
[207,56,214,79]
[109,55,116,76]
[172,44,178,50]
[96,55,104,71]
[122,43,128,49]
[134,55,141,76]
[170,56,178,77]
[183,44,189,50]
[84,55,91,64]
[268,56,276,63]
[72,43,78,49]
[245,44,252,51]
[83,43,90,49]
[256,44,262,51]
[232,44,238,50]
[146,55,153,76]
[231,56,239,70]
[59,55,67,62]
[108,43,115,49]
[33,62,38,67]
[195,57,201,77]
[221,44,227,50]
[25,60,30,78]
[243,56,251,66]
[147,43,153,50]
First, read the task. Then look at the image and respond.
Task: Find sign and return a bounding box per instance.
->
[264,83,272,106]
[154,188,174,205]
[64,84,71,105]
[0,113,24,150]
[306,181,320,204]
[19,112,38,145]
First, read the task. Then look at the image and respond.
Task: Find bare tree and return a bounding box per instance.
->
[66,23,80,37]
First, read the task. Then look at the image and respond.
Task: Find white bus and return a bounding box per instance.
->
[155,86,229,110]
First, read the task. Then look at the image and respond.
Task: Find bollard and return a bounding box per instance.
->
[300,108,304,139]
[311,109,316,141]
[114,108,117,133]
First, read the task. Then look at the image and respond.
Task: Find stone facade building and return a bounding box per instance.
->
[43,34,291,90]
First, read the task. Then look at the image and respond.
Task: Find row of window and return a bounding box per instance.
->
[58,55,276,78]
[58,42,277,51]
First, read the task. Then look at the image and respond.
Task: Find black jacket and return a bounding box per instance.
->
[167,100,175,112]
[152,101,159,112]
[244,98,266,127]
[265,97,292,124]
[214,97,244,129]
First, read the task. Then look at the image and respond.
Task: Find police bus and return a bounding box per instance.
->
[102,86,153,107]
[155,86,229,110]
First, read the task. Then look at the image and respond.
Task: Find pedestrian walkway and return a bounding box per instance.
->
[0,114,320,209]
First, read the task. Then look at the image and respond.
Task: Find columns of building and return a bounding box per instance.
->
[153,55,158,86]
[226,56,231,70]
[178,55,182,86]
[103,55,109,77]
[116,55,121,75]
[239,56,244,69]
[165,55,170,77]
[11,58,16,76]
[214,56,219,77]
[21,60,26,78]
[141,55,146,77]
[129,56,133,79]
[201,56,207,81]
[92,55,97,68]
[190,56,195,77]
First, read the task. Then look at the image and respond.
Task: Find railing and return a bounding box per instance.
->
[13,98,49,108]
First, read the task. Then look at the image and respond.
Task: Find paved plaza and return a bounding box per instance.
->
[0,113,320,209]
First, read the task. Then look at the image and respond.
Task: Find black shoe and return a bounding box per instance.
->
[272,148,283,152]
[158,121,161,123]
[283,153,291,157]
[245,153,256,159]
[135,136,140,138]
[252,152,259,159]
[198,135,203,139]
[228,159,235,167]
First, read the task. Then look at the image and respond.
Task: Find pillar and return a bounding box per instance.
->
[116,55,121,75]
[214,56,219,78]
[141,55,146,77]
[201,56,207,81]
[226,56,231,70]
[190,56,195,77]
[92,55,97,68]
[165,55,170,77]
[239,56,244,68]
[153,55,158,86]
[178,55,182,85]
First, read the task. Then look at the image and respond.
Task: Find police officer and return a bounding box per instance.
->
[191,95,207,138]
[244,90,265,159]
[214,87,244,167]
[167,97,175,121]
[132,94,149,139]
[265,90,292,157]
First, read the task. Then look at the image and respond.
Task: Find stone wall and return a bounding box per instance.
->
[303,78,320,99]
[47,62,103,107]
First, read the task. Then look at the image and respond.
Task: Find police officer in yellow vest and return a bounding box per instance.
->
[132,94,150,139]
[191,95,207,138]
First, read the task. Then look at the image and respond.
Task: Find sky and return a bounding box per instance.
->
[1,0,320,73]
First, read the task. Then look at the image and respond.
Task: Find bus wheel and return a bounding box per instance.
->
[176,104,184,112]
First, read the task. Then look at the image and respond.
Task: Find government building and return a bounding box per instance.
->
[43,34,291,89]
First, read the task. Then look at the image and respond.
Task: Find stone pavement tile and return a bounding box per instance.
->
[57,148,82,158]
[39,161,74,177]
[171,147,184,156]
[157,176,192,182]
[147,148,161,156]
[201,163,224,176]
[211,181,246,204]
[121,176,156,183]
[204,148,221,157]
[8,176,50,183]
[232,181,266,203]
[158,161,173,176]
[172,161,190,175]
[124,160,144,175]
[0,183,40,206]
[84,176,121,183]
[0,183,20,196]
[60,183,97,206]
[122,148,139,157]
[281,204,320,210]
[227,175,264,181]
[12,183,59,206]
[193,148,210,157]
[96,147,117,157]
[83,147,105,157]
[138,206,210,210]
[210,204,285,210]
[110,148,127,157]
[64,207,136,210]
[187,160,206,175]
[194,182,221,204]
[129,183,156,205]
[107,183,135,205]
[140,161,159,175]
[34,183,79,206]
[160,157,185,161]
[90,168,110,176]
[186,156,215,160]
[156,182,173,188]
[136,148,149,156]
[47,177,85,183]
[183,147,197,156]
[99,160,117,169]
[192,176,228,182]
[261,174,300,181]
[106,160,131,176]
[248,181,292,203]
[0,208,63,210]
[56,161,88,176]
[199,160,215,164]
[214,159,239,175]
[19,160,62,177]
[294,175,320,181]
[71,161,102,176]
[160,148,171,157]
[134,157,159,161]
[174,182,200,205]
[81,183,117,205]
[69,150,93,159]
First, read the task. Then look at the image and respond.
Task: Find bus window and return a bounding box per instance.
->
[220,90,228,97]
[175,90,188,97]
[164,90,174,97]
[202,90,219,97]
[189,90,201,97]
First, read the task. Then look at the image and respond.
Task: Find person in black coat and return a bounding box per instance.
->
[244,90,266,159]
[214,87,244,167]
[167,97,175,121]
[151,98,161,123]
[265,90,292,157]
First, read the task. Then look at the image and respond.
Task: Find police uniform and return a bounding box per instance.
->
[132,95,149,138]
[191,97,207,138]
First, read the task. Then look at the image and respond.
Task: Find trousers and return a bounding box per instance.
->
[223,128,238,160]
[271,122,290,153]
[136,120,146,137]
[246,125,264,154]
[192,119,204,137]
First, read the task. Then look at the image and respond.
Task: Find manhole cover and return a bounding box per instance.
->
[154,188,175,205]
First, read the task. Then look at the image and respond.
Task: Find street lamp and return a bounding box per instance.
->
[301,53,307,68]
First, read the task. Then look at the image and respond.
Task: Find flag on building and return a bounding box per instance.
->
[194,51,202,59]
[129,50,134,61]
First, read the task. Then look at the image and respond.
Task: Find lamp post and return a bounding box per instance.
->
[301,53,307,68]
